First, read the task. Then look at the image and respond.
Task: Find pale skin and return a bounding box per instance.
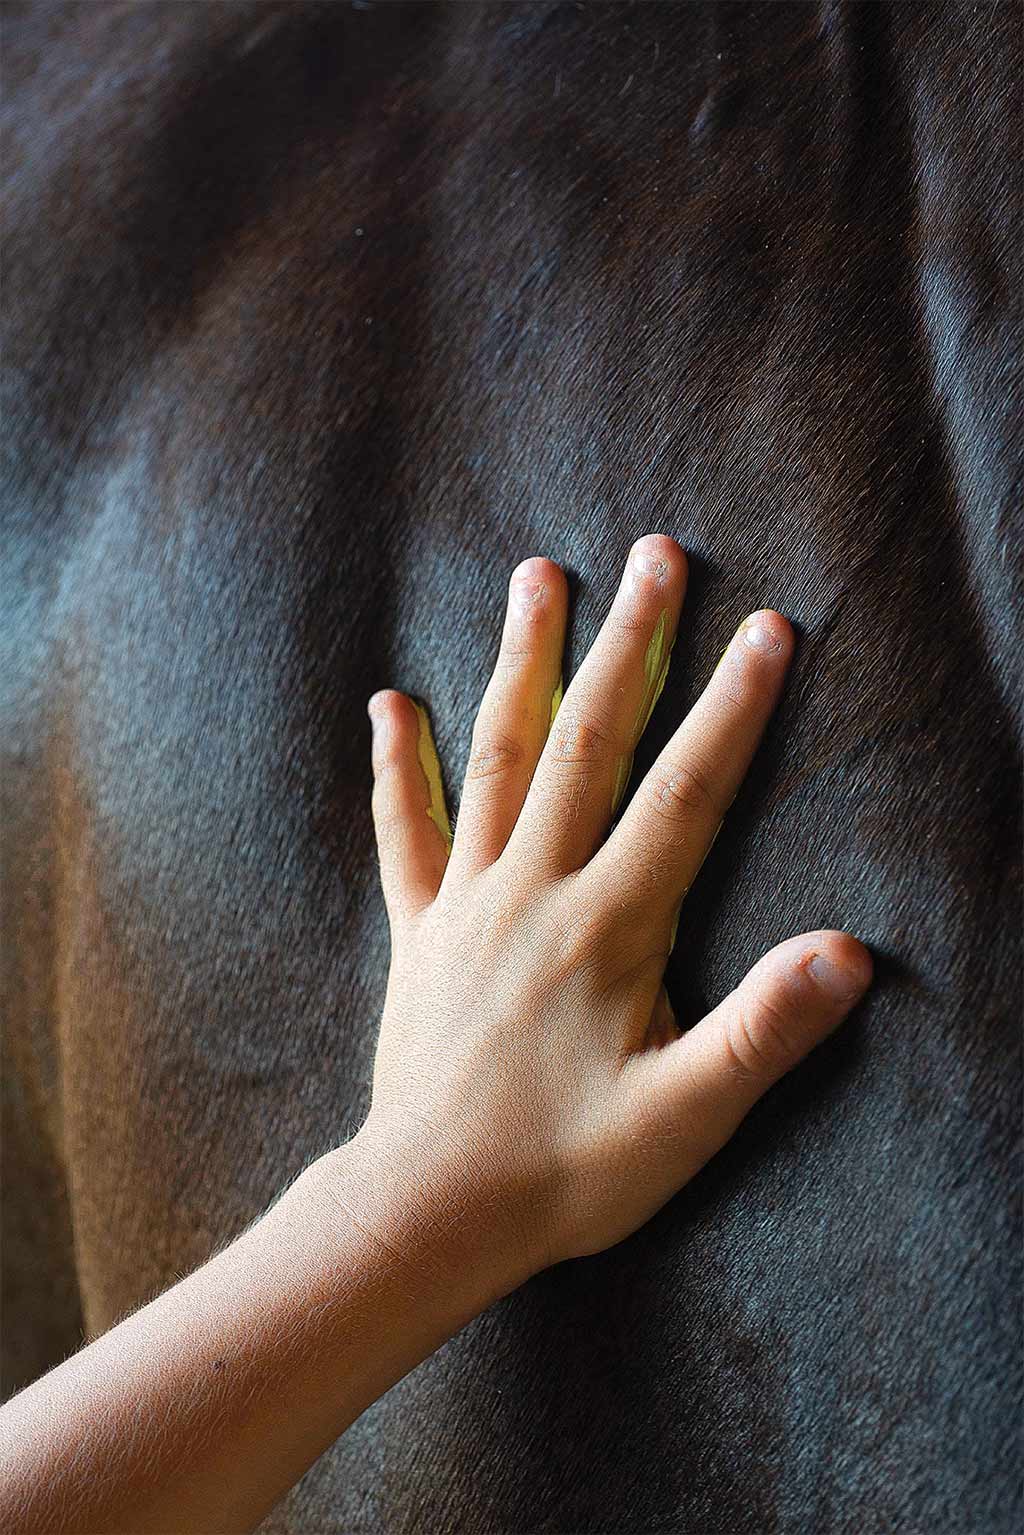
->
[0,534,873,1534]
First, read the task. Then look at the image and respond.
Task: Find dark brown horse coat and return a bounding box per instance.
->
[3,3,1020,1530]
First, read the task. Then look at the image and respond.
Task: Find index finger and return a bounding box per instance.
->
[582,609,794,927]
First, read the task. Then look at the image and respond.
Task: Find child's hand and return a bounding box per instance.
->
[0,537,874,1535]
[354,536,871,1289]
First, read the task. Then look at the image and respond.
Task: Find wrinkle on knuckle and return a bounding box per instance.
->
[649,760,721,823]
[612,606,651,638]
[495,638,539,676]
[466,732,523,782]
[717,682,749,714]
[549,710,615,766]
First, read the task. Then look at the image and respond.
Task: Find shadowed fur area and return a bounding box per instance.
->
[2,3,1021,1530]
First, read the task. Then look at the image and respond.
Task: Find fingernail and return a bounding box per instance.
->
[631,547,669,581]
[806,950,867,1001]
[512,578,547,613]
[741,618,779,652]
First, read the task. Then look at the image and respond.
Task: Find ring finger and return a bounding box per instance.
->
[584,608,795,928]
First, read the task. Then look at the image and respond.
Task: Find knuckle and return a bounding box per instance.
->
[495,636,540,677]
[371,805,407,846]
[617,844,674,904]
[647,761,720,822]
[553,904,609,977]
[716,682,750,715]
[611,604,651,638]
[723,996,796,1083]
[548,709,615,766]
[466,731,524,782]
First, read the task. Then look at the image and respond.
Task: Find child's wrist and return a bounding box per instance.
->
[282,1124,540,1315]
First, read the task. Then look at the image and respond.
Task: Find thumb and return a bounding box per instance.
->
[640,929,872,1181]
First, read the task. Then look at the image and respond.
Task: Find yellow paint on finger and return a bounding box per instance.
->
[711,638,734,680]
[547,674,563,733]
[635,607,675,738]
[612,607,677,815]
[611,749,634,817]
[412,701,453,852]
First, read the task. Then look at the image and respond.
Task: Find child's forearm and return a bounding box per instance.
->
[0,1134,510,1535]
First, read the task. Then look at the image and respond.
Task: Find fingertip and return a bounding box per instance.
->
[510,554,563,581]
[368,688,401,719]
[369,686,415,710]
[798,930,873,1003]
[637,927,874,1179]
[368,690,421,767]
[505,559,568,633]
[738,609,794,657]
[509,555,567,597]
[627,533,689,590]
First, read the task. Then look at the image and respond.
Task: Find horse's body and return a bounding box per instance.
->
[2,3,1020,1530]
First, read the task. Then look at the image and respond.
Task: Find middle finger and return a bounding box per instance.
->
[503,534,688,878]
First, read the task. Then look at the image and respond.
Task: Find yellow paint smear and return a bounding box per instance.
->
[412,701,453,851]
[611,751,633,816]
[635,607,674,738]
[612,607,676,816]
[711,638,733,679]
[547,675,563,732]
